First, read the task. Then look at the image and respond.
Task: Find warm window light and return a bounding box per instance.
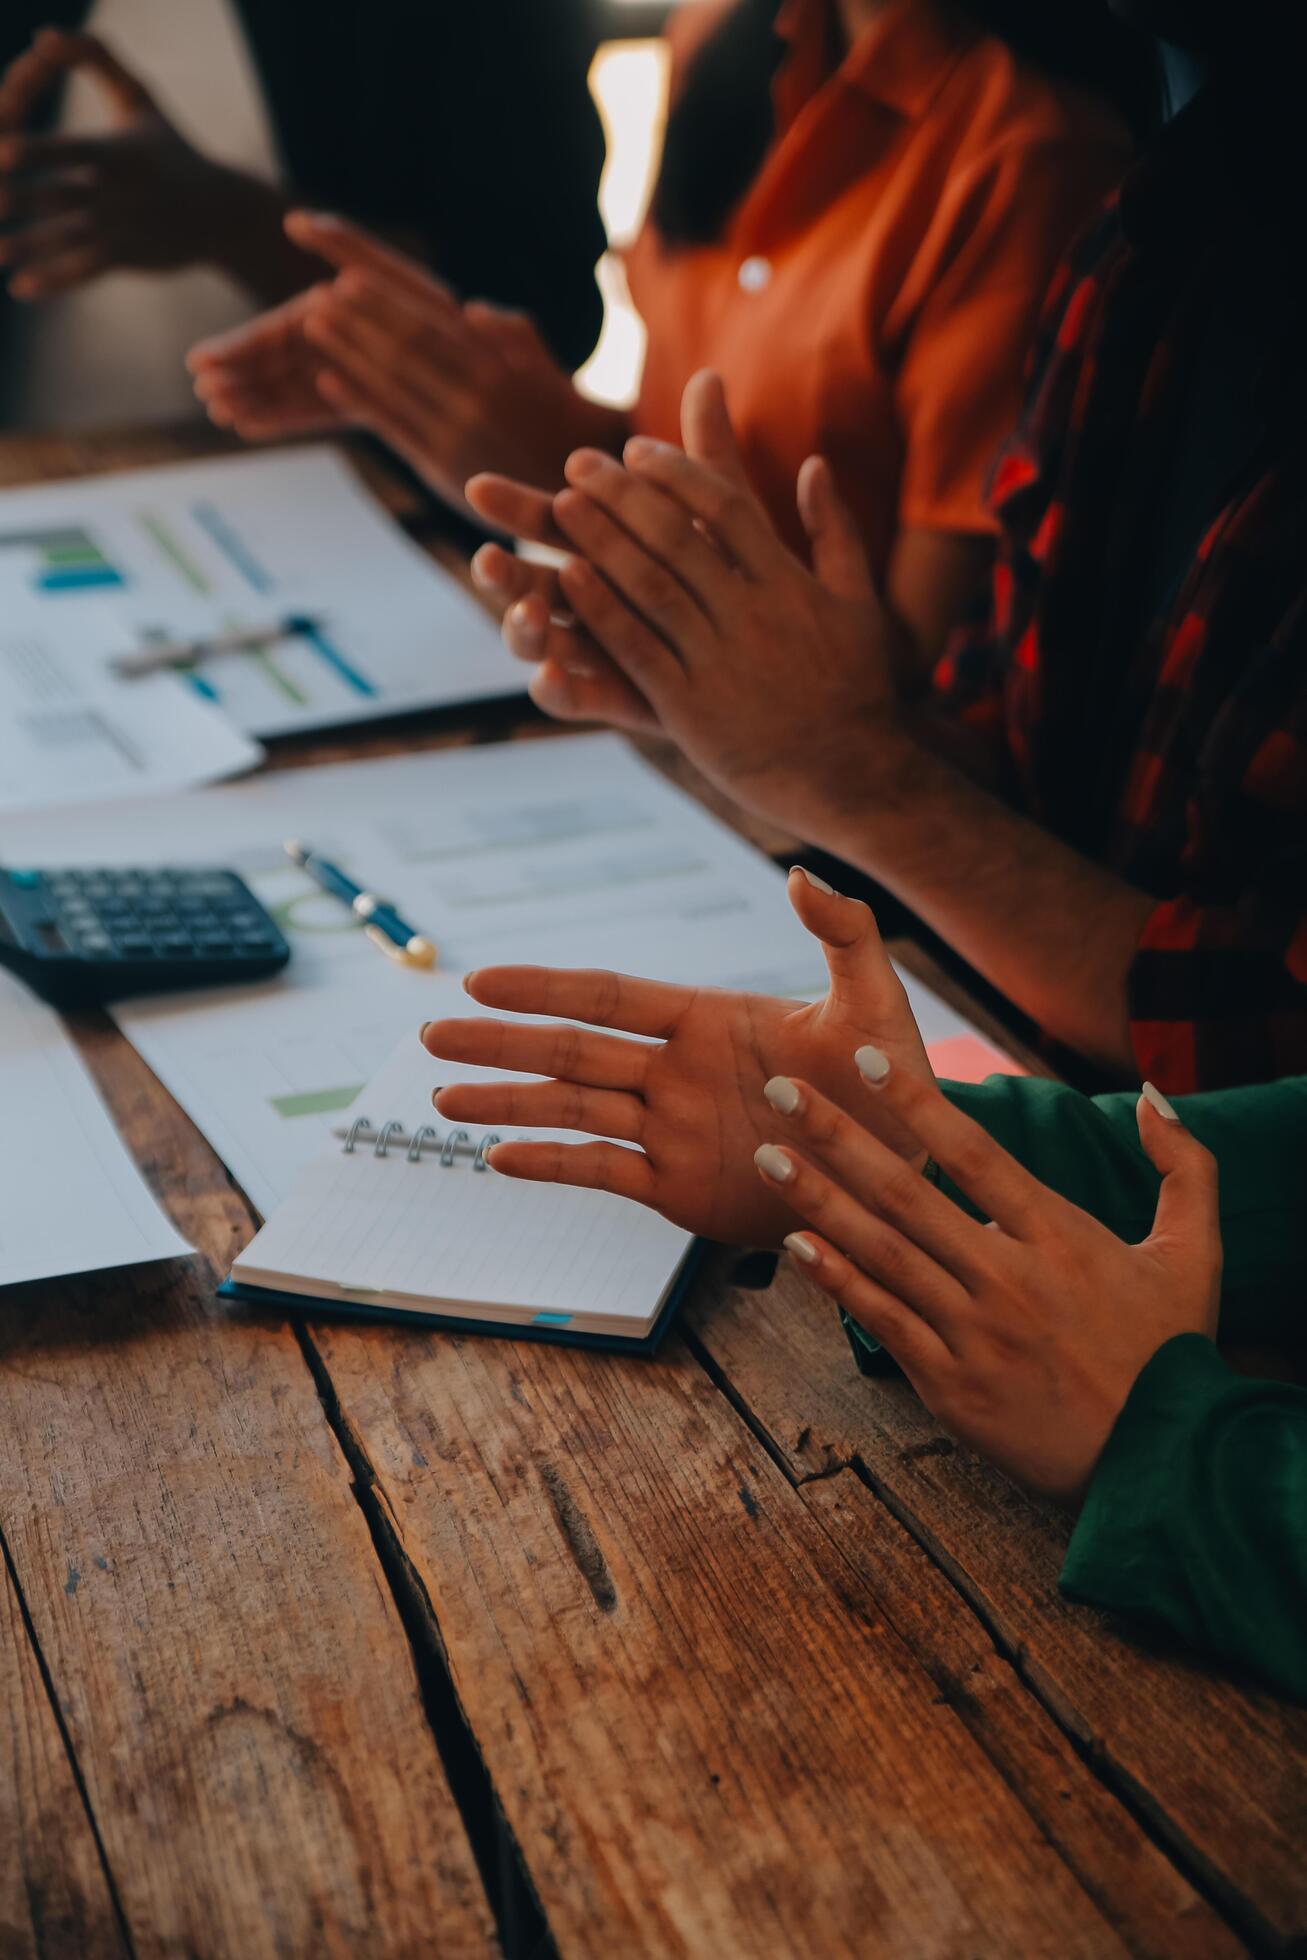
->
[575,38,671,408]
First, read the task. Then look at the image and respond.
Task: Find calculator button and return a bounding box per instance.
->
[78,932,114,954]
[159,935,194,955]
[195,935,233,954]
[115,935,152,956]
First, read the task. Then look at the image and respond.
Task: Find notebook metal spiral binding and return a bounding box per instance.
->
[335,1115,502,1171]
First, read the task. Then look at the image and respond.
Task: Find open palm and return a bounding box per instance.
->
[421,870,934,1247]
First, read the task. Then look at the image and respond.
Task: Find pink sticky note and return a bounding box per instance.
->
[926,1035,1027,1084]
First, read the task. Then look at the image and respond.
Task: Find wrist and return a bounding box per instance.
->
[202,166,309,301]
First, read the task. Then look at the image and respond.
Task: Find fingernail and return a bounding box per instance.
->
[854,1044,891,1085]
[754,1143,794,1183]
[431,1086,441,1107]
[763,1075,801,1115]
[508,599,543,645]
[566,449,604,481]
[790,865,835,895]
[419,1020,433,1042]
[461,971,478,993]
[624,436,666,463]
[784,1232,819,1265]
[1141,1080,1179,1122]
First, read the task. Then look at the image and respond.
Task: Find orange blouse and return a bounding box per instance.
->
[624,0,1132,566]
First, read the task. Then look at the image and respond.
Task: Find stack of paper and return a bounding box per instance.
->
[0,969,191,1287]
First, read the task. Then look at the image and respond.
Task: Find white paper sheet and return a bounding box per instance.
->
[2,734,1016,1214]
[0,446,521,740]
[0,607,261,814]
[0,969,192,1287]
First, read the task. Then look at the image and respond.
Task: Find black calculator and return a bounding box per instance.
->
[0,865,291,1007]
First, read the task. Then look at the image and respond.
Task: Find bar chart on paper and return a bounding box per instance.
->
[0,446,522,741]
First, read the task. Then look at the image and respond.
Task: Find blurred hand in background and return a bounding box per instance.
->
[188,210,625,516]
[0,28,311,302]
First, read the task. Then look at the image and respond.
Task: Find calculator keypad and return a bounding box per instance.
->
[42,869,284,963]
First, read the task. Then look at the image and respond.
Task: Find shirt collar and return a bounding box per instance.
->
[774,0,970,122]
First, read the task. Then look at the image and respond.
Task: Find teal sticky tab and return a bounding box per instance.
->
[532,1312,573,1327]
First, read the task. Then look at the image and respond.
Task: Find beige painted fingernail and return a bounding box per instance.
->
[1141,1080,1179,1122]
[790,865,835,895]
[784,1232,819,1265]
[763,1075,801,1115]
[419,1021,433,1042]
[754,1144,794,1183]
[854,1044,890,1085]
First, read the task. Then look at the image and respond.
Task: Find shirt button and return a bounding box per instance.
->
[738,255,772,294]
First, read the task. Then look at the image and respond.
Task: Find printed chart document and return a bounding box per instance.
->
[0,970,192,1287]
[3,735,1019,1215]
[0,605,260,814]
[227,994,694,1349]
[0,446,522,740]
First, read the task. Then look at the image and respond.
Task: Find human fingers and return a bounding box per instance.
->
[0,31,152,129]
[754,1140,970,1338]
[761,1074,985,1284]
[0,208,93,271]
[471,544,564,613]
[0,174,92,226]
[797,454,876,602]
[1136,1083,1223,1287]
[459,965,693,1039]
[782,1230,952,1385]
[555,554,689,702]
[433,1078,643,1142]
[622,435,776,579]
[187,292,312,375]
[420,1013,652,1092]
[7,231,101,297]
[313,365,440,478]
[466,471,569,551]
[553,483,709,655]
[480,1137,655,1206]
[284,210,457,311]
[852,1046,1051,1239]
[31,30,154,117]
[528,651,659,733]
[561,449,738,617]
[200,383,340,440]
[677,368,753,483]
[784,867,893,1004]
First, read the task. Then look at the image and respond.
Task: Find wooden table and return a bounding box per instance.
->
[1,426,1304,1960]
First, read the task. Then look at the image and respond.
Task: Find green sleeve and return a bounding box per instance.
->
[843,1073,1305,1368]
[1060,1335,1307,1700]
[939,1074,1307,1345]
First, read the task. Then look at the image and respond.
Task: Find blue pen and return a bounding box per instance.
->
[284,840,437,969]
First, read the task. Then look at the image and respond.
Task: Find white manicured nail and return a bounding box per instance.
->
[854,1044,890,1085]
[790,865,835,895]
[754,1144,794,1183]
[784,1232,819,1265]
[763,1075,801,1115]
[1141,1080,1179,1122]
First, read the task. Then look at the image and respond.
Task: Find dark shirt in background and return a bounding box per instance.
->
[0,0,607,373]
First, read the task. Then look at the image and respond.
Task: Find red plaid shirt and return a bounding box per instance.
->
[934,117,1307,1093]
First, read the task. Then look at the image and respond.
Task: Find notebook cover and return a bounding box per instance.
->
[217,1239,703,1357]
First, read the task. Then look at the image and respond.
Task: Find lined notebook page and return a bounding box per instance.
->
[233,995,689,1328]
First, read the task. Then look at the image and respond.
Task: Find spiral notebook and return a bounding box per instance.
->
[222,1004,697,1352]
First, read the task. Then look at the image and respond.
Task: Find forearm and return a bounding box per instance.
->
[1061,1336,1307,1700]
[803,723,1151,1074]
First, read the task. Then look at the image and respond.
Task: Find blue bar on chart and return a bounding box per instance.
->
[191,502,275,593]
[0,525,126,593]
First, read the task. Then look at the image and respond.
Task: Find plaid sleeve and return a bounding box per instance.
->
[1125,625,1307,1092]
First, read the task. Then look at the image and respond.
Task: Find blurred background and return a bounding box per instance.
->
[1,0,682,429]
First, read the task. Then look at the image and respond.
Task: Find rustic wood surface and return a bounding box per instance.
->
[0,422,1302,1959]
